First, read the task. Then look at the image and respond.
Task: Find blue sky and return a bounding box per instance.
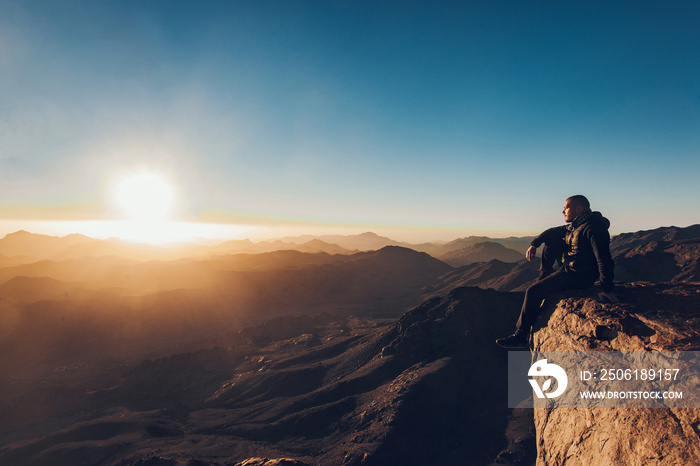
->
[1,1,699,241]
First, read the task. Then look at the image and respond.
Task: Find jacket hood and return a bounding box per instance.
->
[571,210,610,230]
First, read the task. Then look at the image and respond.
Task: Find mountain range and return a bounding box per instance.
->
[0,230,531,264]
[0,224,698,464]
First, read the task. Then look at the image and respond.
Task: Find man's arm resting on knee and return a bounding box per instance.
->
[528,225,567,261]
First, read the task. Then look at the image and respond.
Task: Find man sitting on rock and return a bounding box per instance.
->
[496,195,618,349]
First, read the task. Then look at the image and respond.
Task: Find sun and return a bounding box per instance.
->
[97,168,254,246]
[111,170,176,222]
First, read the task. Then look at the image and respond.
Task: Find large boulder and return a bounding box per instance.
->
[530,282,700,465]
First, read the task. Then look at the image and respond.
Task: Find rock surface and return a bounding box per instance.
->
[530,282,700,466]
[235,458,310,466]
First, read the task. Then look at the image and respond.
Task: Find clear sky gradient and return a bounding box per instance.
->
[1,1,699,242]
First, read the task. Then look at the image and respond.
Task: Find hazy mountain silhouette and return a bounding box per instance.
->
[0,230,187,262]
[201,238,354,257]
[0,230,93,259]
[271,232,400,251]
[0,253,37,267]
[295,239,353,255]
[0,229,534,265]
[0,276,95,303]
[438,241,525,267]
[412,236,533,259]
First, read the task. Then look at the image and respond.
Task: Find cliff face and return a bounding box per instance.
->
[530,282,700,466]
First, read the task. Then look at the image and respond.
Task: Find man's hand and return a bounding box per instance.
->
[598,292,620,303]
[526,245,537,262]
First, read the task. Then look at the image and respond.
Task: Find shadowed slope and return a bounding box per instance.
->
[0,287,524,466]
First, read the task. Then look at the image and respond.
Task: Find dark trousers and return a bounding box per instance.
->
[540,238,566,277]
[515,269,596,334]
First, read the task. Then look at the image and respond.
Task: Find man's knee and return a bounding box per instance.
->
[528,272,568,300]
[524,282,547,304]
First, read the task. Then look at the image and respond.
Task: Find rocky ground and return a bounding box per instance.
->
[3,282,700,465]
[531,282,700,466]
[0,288,527,466]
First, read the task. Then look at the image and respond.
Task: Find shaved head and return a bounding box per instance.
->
[566,195,590,211]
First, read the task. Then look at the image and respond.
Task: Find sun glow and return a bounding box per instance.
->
[87,220,258,245]
[112,170,176,221]
[25,220,263,246]
[103,168,186,244]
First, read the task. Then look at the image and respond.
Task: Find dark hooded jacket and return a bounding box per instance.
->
[562,210,615,292]
[530,225,568,249]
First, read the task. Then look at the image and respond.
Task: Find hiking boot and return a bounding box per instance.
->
[496,333,528,349]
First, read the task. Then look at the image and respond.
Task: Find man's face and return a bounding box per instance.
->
[562,200,581,223]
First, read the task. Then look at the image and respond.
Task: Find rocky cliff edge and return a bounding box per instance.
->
[529,282,700,466]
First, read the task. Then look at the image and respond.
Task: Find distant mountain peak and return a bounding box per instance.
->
[302,238,335,245]
[471,241,508,249]
[6,230,35,238]
[439,240,524,268]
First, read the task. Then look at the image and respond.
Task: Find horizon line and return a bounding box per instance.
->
[0,219,697,248]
